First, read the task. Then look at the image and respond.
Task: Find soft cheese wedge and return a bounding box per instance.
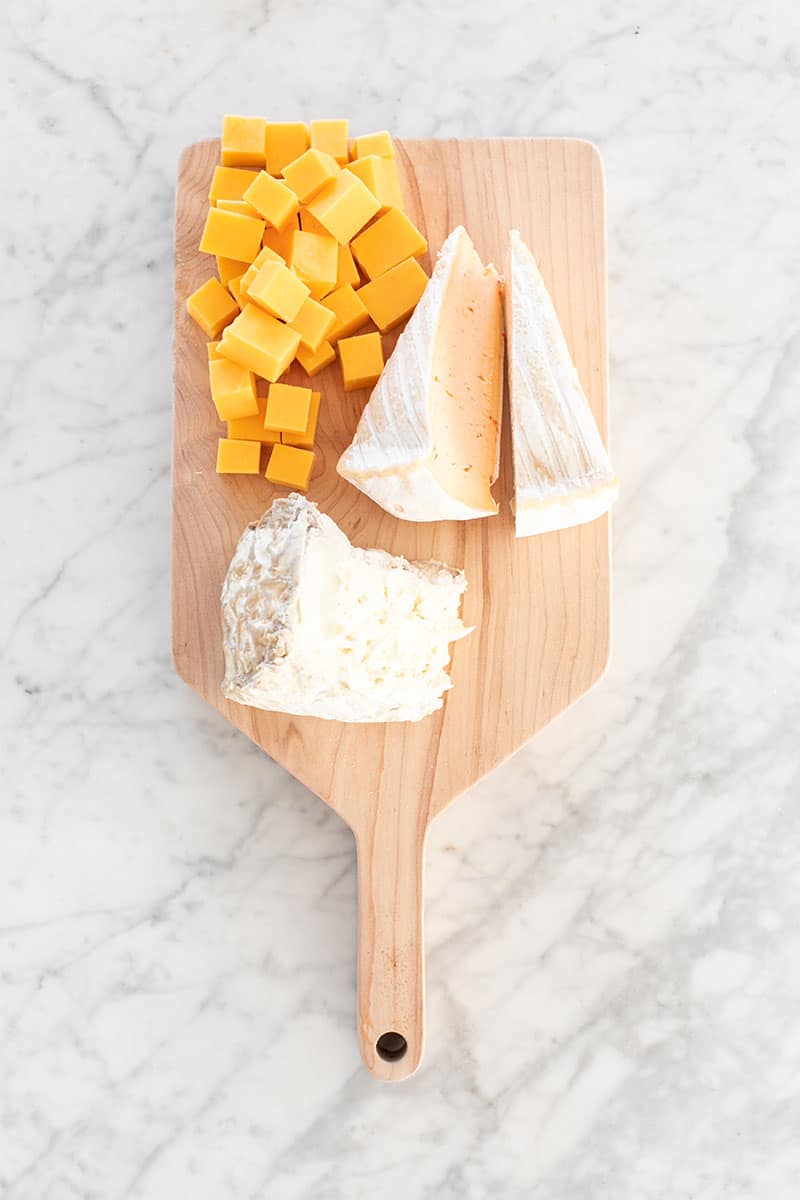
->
[337,226,503,521]
[221,494,472,722]
[506,230,619,536]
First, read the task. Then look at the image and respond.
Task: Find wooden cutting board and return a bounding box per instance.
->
[173,137,610,1081]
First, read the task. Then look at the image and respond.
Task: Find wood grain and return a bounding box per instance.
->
[173,137,610,1080]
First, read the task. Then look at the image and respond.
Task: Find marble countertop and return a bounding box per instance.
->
[3,1,799,1196]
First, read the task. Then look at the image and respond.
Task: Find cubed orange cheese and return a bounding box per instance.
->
[310,119,349,166]
[247,260,310,322]
[289,230,338,299]
[350,208,427,279]
[227,273,246,309]
[289,296,336,352]
[262,222,298,260]
[227,395,281,443]
[216,255,250,286]
[239,246,285,297]
[336,243,361,288]
[186,277,240,338]
[208,358,259,421]
[265,382,313,434]
[265,443,315,491]
[217,198,261,219]
[221,116,267,168]
[304,171,380,244]
[357,257,429,332]
[295,339,336,377]
[264,123,309,175]
[377,156,404,210]
[352,131,394,159]
[199,207,265,262]
[243,172,299,232]
[282,148,340,203]
[220,304,301,383]
[345,155,401,213]
[216,438,262,474]
[338,331,384,391]
[282,391,321,448]
[209,166,259,204]
[208,340,225,360]
[320,284,369,343]
[299,208,330,236]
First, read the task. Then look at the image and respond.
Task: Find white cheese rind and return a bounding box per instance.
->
[337,225,501,521]
[506,229,619,537]
[221,494,472,722]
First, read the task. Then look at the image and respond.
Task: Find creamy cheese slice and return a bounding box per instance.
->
[337,225,503,521]
[221,494,472,722]
[506,230,619,536]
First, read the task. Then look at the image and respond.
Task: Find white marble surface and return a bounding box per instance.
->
[2,0,799,1195]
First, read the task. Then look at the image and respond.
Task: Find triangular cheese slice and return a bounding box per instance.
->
[506,229,618,536]
[338,226,503,521]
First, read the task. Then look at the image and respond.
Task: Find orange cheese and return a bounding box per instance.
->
[199,207,265,262]
[262,221,299,261]
[345,155,401,213]
[220,304,301,383]
[216,438,261,473]
[310,119,349,165]
[265,382,313,434]
[321,284,369,343]
[304,171,380,244]
[227,273,246,309]
[265,443,315,491]
[357,257,428,332]
[282,148,340,203]
[289,296,336,352]
[289,230,338,299]
[221,116,267,168]
[299,208,330,236]
[216,255,250,286]
[186,277,240,338]
[209,166,259,204]
[217,198,261,219]
[352,131,394,159]
[351,208,426,279]
[338,331,384,391]
[209,358,259,421]
[243,172,299,232]
[207,340,225,360]
[247,260,310,322]
[336,243,361,288]
[239,246,284,297]
[282,391,321,448]
[264,123,309,175]
[227,395,282,444]
[295,339,336,377]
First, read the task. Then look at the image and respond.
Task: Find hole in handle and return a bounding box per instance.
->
[376,1031,408,1062]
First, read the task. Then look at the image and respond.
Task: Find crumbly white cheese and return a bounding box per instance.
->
[221,494,472,722]
[506,229,619,536]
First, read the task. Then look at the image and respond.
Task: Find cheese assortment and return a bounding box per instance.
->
[185,117,431,485]
[221,495,472,722]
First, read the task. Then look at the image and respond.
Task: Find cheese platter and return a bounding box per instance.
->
[173,132,613,1080]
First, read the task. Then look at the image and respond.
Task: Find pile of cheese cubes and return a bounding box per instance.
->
[185,117,430,489]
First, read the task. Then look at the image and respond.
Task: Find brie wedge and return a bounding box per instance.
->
[337,225,503,521]
[506,230,619,536]
[221,494,471,722]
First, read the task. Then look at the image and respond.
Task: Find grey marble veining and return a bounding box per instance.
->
[2,0,799,1196]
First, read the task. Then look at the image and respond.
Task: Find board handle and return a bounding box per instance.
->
[355,803,427,1081]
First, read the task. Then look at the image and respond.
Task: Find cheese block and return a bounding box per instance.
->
[506,230,619,536]
[337,226,503,521]
[221,494,472,722]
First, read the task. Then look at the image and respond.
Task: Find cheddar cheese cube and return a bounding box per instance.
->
[262,222,298,261]
[338,331,384,391]
[357,257,428,332]
[299,208,330,236]
[186,277,240,338]
[289,296,336,352]
[243,172,299,232]
[305,171,380,244]
[227,395,281,444]
[264,122,309,175]
[199,207,265,263]
[209,166,259,204]
[209,358,259,421]
[266,443,315,491]
[216,438,262,474]
[239,246,285,297]
[227,273,246,309]
[336,243,361,288]
[220,304,301,383]
[351,208,427,279]
[345,155,403,213]
[208,340,225,360]
[289,230,338,299]
[282,148,340,204]
[265,382,313,434]
[295,339,336,377]
[352,131,394,159]
[321,284,369,343]
[221,116,267,168]
[216,255,250,286]
[310,119,349,166]
[282,391,321,448]
[247,260,310,322]
[217,198,261,219]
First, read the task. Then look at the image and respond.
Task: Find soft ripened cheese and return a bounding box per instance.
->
[506,230,619,536]
[221,494,472,722]
[337,225,503,521]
